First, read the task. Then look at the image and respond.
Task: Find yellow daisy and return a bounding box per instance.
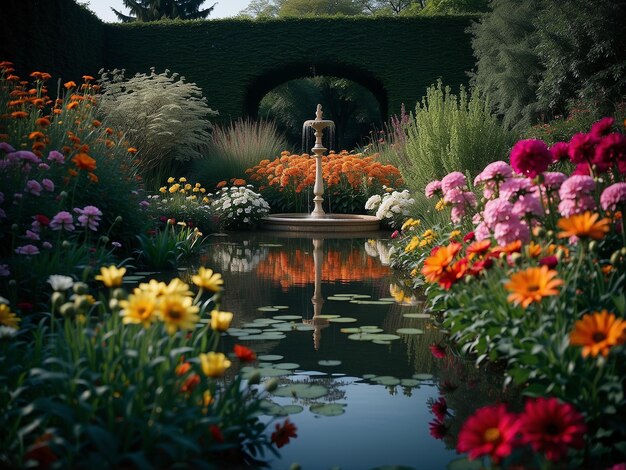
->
[192,267,224,292]
[95,265,126,287]
[119,291,159,328]
[158,294,199,334]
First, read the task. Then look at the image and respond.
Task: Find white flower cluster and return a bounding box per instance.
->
[210,185,270,229]
[365,189,415,229]
[209,241,269,273]
[363,239,394,266]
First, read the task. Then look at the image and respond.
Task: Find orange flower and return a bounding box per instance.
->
[557,212,610,240]
[32,142,46,151]
[92,119,102,127]
[570,310,626,358]
[11,111,28,119]
[66,101,79,110]
[64,81,77,89]
[28,131,45,140]
[82,75,94,81]
[175,362,192,376]
[72,153,97,171]
[232,178,246,186]
[216,180,227,189]
[504,266,563,308]
[234,344,256,362]
[127,147,138,154]
[180,373,200,393]
[35,117,51,127]
[422,243,462,283]
[466,240,491,257]
[88,172,99,183]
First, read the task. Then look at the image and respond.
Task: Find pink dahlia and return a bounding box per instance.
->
[441,172,467,194]
[558,175,595,201]
[483,198,514,227]
[425,180,442,199]
[474,161,513,185]
[500,178,537,202]
[600,182,626,211]
[494,219,530,246]
[510,139,552,178]
[49,211,75,231]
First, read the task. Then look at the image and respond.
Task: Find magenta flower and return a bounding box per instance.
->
[47,150,65,164]
[0,264,9,276]
[38,163,50,171]
[50,211,75,231]
[15,244,40,255]
[549,142,569,162]
[41,178,54,192]
[25,230,40,241]
[594,133,626,174]
[441,172,467,194]
[0,142,15,153]
[431,397,449,420]
[590,117,615,137]
[74,205,102,231]
[510,139,552,178]
[539,256,558,269]
[429,343,447,359]
[568,133,598,164]
[600,183,626,211]
[26,180,42,196]
[429,419,449,440]
[425,180,442,199]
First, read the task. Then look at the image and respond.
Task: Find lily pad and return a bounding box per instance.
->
[258,354,283,361]
[362,374,376,379]
[318,360,341,366]
[350,300,394,305]
[400,379,420,387]
[403,313,431,319]
[242,367,290,378]
[413,373,434,381]
[317,314,341,319]
[396,328,424,335]
[372,340,391,345]
[327,296,352,301]
[292,323,316,331]
[371,376,401,386]
[274,362,300,370]
[328,317,358,323]
[272,305,290,309]
[339,327,362,334]
[258,306,279,312]
[273,383,329,399]
[310,403,346,417]
[273,315,303,321]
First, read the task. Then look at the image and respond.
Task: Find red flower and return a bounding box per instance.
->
[24,433,58,468]
[234,344,256,362]
[271,419,298,448]
[429,419,449,440]
[437,258,468,289]
[568,133,599,164]
[510,139,552,178]
[210,424,224,443]
[180,373,200,393]
[175,362,191,376]
[429,343,447,359]
[463,231,476,243]
[391,230,399,239]
[431,397,448,421]
[590,117,615,137]
[35,214,50,226]
[519,397,586,462]
[468,258,493,277]
[457,404,521,464]
[595,133,626,174]
[550,142,569,162]
[539,255,558,269]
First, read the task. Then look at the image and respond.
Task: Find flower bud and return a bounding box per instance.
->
[247,370,261,385]
[546,230,554,239]
[59,191,68,199]
[509,252,523,265]
[51,292,64,308]
[62,240,71,248]
[73,282,89,295]
[112,288,126,300]
[59,303,75,317]
[109,298,119,310]
[264,378,279,392]
[588,241,598,252]
[610,250,621,265]
[100,236,110,244]
[621,247,626,256]
[114,216,122,224]
[74,295,91,310]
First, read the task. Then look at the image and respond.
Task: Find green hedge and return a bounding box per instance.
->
[1,1,477,120]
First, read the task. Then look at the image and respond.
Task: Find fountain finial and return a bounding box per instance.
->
[315,104,323,121]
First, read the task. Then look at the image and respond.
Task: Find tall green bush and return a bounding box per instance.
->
[397,80,515,193]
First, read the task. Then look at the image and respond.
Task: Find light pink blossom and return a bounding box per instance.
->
[512,195,544,219]
[474,222,491,241]
[425,180,442,199]
[541,172,567,192]
[494,219,530,246]
[50,211,75,231]
[441,172,467,194]
[38,163,50,171]
[42,178,54,192]
[474,161,513,185]
[74,205,102,231]
[47,150,65,164]
[42,241,52,249]
[483,198,514,227]
[600,183,626,211]
[15,244,40,255]
[499,178,537,202]
[26,180,42,196]
[25,230,40,241]
[558,175,595,201]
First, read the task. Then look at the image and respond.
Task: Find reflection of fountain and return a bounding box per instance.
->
[262,105,380,232]
[302,238,329,350]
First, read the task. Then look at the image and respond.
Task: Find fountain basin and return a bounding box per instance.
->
[261,213,380,233]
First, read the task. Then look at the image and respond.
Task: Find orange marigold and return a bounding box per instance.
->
[504,266,563,308]
[421,243,462,283]
[557,212,610,240]
[72,153,97,171]
[570,310,626,358]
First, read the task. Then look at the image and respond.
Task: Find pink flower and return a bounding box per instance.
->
[47,150,65,164]
[558,175,595,201]
[474,161,513,185]
[499,178,537,202]
[139,200,150,208]
[441,172,467,194]
[42,241,52,249]
[510,139,552,178]
[38,163,50,171]
[451,206,466,224]
[26,180,42,196]
[539,256,558,269]
[0,264,10,276]
[568,133,598,164]
[600,183,626,211]
[483,198,514,227]
[590,117,615,137]
[558,196,596,217]
[49,211,75,231]
[25,230,40,241]
[431,397,448,420]
[550,142,569,162]
[494,219,530,246]
[512,195,543,219]
[41,179,54,192]
[74,206,102,231]
[429,343,447,359]
[0,191,4,204]
[429,419,449,439]
[15,244,40,255]
[541,172,567,192]
[474,222,491,241]
[594,133,626,174]
[391,230,399,239]
[425,180,442,199]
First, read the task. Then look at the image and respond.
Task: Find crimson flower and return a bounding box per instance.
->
[457,404,521,464]
[431,397,448,421]
[271,419,298,448]
[539,256,558,269]
[35,214,50,226]
[519,397,586,462]
[210,425,224,443]
[463,231,476,243]
[234,344,257,362]
[510,139,553,178]
[429,419,449,440]
[429,343,447,359]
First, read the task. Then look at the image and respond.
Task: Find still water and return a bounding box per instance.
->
[200,232,506,470]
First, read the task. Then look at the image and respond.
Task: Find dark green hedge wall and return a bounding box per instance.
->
[105,16,477,120]
[0,0,105,82]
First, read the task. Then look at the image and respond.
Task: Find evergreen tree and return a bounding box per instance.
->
[112,0,216,22]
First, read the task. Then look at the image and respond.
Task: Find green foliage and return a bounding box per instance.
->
[136,223,182,269]
[112,0,217,22]
[418,0,489,15]
[98,68,217,188]
[191,118,288,187]
[279,0,363,16]
[396,80,516,192]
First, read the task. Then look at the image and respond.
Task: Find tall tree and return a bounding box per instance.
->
[112,0,216,22]
[278,0,362,16]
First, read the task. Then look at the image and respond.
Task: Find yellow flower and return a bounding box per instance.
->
[422,229,436,239]
[162,278,193,296]
[192,267,224,292]
[570,310,626,358]
[137,279,168,296]
[167,177,175,183]
[119,291,158,328]
[159,186,167,193]
[169,184,180,193]
[449,230,461,240]
[404,236,420,253]
[179,177,187,183]
[0,304,20,329]
[95,265,126,287]
[199,352,231,377]
[184,183,192,191]
[210,309,233,331]
[202,390,214,406]
[557,212,610,240]
[435,199,446,211]
[200,188,206,193]
[158,294,199,334]
[504,266,563,308]
[202,197,210,203]
[401,218,421,231]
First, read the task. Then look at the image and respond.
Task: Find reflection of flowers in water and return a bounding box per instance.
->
[364,239,395,266]
[209,242,269,273]
[389,282,420,305]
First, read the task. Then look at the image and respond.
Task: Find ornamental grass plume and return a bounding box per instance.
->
[569,310,626,358]
[504,266,563,308]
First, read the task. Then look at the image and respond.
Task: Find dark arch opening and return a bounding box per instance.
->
[243,61,389,121]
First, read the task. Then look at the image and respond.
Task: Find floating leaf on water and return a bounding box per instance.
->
[359,326,383,333]
[134,272,158,276]
[250,318,285,325]
[258,306,279,312]
[273,315,303,321]
[350,300,394,305]
[317,314,341,319]
[350,294,372,299]
[347,333,376,341]
[309,403,346,417]
[274,362,300,370]
[400,379,420,387]
[378,297,397,302]
[339,327,361,334]
[396,328,424,335]
[269,323,293,331]
[257,355,283,361]
[292,324,315,331]
[327,296,352,301]
[318,360,341,366]
[372,376,400,386]
[243,367,290,378]
[272,306,289,309]
[368,334,400,341]
[413,373,434,381]
[273,384,329,399]
[237,332,286,341]
[403,313,431,319]
[328,317,358,323]
[362,374,376,379]
[332,293,359,297]
[371,466,417,470]
[372,340,391,345]
[281,404,304,415]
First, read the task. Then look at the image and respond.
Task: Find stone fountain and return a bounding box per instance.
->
[262,105,380,233]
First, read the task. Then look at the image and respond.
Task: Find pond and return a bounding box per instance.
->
[199,232,510,470]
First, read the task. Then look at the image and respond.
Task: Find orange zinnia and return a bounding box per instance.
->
[66,101,79,110]
[422,243,462,283]
[72,153,97,171]
[11,111,28,119]
[64,81,77,89]
[504,266,563,308]
[570,310,626,358]
[557,212,610,240]
[36,117,51,127]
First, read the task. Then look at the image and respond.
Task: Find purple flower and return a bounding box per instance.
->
[25,230,40,241]
[42,241,52,249]
[10,150,40,163]
[510,139,552,178]
[26,180,42,196]
[549,142,569,162]
[568,133,598,164]
[15,244,40,255]
[112,241,122,248]
[49,211,75,231]
[600,183,626,211]
[483,198,514,227]
[41,178,54,192]
[474,161,513,185]
[0,142,15,153]
[590,117,615,138]
[499,178,536,202]
[512,195,544,219]
[47,150,65,164]
[74,205,102,231]
[0,264,10,276]
[139,200,150,208]
[494,219,530,246]
[38,163,50,171]
[441,172,467,194]
[425,180,442,199]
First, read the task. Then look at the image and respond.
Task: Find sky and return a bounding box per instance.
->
[85,0,253,22]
